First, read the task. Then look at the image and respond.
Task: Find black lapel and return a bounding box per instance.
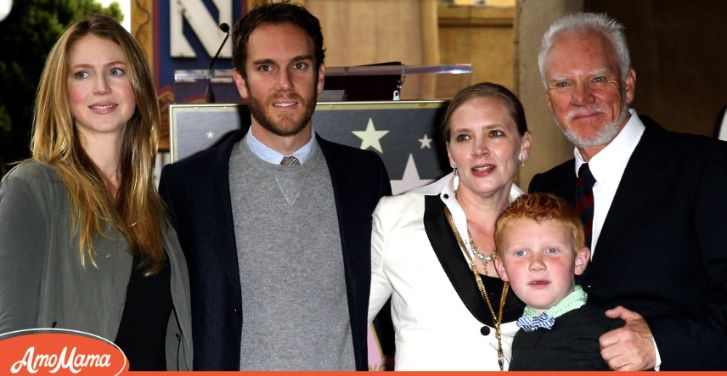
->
[206,129,245,301]
[188,130,246,302]
[423,195,491,324]
[317,135,365,292]
[317,134,369,371]
[594,120,669,258]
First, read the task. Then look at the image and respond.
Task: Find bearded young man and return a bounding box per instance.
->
[158,3,390,371]
[529,13,727,371]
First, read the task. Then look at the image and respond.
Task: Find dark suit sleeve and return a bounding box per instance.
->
[528,167,573,202]
[376,156,392,198]
[647,143,727,370]
[528,173,544,193]
[159,165,179,231]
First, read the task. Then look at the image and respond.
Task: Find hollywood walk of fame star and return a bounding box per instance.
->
[390,154,434,195]
[352,118,389,153]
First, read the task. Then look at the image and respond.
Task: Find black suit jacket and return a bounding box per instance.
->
[529,117,727,370]
[158,129,391,370]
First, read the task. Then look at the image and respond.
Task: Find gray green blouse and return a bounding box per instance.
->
[0,161,192,370]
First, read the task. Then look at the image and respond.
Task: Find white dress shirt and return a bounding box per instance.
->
[574,109,645,256]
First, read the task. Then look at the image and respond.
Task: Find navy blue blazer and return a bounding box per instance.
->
[159,129,391,370]
[529,117,727,370]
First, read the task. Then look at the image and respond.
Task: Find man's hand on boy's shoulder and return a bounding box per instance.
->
[599,306,657,371]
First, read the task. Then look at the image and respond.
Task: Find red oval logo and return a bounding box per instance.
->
[0,329,128,375]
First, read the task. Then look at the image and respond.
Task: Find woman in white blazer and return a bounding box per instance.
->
[369,82,532,370]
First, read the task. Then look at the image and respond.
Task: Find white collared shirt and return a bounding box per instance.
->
[574,109,645,256]
[245,127,314,165]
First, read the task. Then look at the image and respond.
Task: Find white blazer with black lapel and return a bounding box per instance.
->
[529,116,727,369]
[369,175,523,370]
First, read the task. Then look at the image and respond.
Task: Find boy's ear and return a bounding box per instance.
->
[494,257,509,282]
[574,247,590,275]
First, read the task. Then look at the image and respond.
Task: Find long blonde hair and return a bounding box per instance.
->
[31,15,166,273]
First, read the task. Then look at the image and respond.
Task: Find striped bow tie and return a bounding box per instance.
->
[516,312,555,332]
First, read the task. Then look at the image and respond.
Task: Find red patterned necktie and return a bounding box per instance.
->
[576,163,596,248]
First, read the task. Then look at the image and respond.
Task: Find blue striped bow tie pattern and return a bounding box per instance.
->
[516,312,556,332]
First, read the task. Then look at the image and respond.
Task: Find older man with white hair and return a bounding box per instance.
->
[530,12,727,371]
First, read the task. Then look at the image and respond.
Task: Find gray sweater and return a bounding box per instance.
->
[229,140,355,370]
[0,161,193,370]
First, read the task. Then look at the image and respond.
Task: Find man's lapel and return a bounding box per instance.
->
[594,121,670,260]
[207,130,245,300]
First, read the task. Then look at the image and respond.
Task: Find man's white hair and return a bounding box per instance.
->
[538,12,631,89]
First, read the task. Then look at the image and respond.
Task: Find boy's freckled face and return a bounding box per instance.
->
[495,218,589,313]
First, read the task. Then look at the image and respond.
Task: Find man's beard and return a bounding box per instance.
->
[246,85,318,138]
[561,101,630,149]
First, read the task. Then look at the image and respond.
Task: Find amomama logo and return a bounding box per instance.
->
[0,329,128,375]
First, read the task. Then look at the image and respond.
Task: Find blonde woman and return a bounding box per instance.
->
[369,83,531,370]
[0,15,192,370]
